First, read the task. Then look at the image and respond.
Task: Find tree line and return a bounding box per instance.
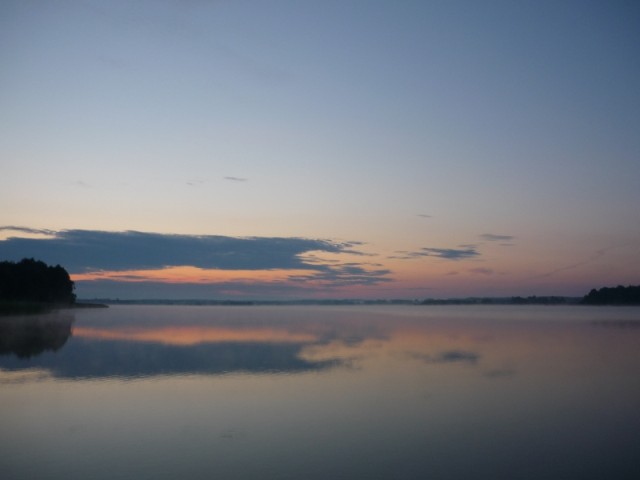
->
[581,285,640,305]
[0,258,76,305]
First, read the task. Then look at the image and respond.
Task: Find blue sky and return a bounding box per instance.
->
[1,1,639,299]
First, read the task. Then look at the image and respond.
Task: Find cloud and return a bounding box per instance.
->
[0,228,391,290]
[479,233,515,242]
[390,239,483,261]
[0,229,347,271]
[224,176,248,182]
[0,226,56,236]
[434,350,480,363]
[395,246,480,260]
[409,350,480,365]
[186,179,206,187]
[469,267,495,275]
[417,214,432,218]
[421,247,479,259]
[288,263,392,287]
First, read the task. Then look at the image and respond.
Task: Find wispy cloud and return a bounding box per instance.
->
[0,226,56,236]
[224,176,248,182]
[390,246,480,261]
[421,247,479,259]
[479,233,515,242]
[186,179,206,187]
[409,350,480,365]
[288,263,392,287]
[417,214,432,219]
[469,267,495,275]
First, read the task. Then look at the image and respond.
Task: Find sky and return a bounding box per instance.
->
[1,0,639,300]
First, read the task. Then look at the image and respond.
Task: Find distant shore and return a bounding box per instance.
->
[80,287,639,307]
[77,297,586,307]
[72,302,109,309]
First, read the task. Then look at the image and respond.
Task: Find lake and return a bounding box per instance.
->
[1,305,639,479]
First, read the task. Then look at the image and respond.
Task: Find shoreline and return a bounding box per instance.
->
[0,301,108,316]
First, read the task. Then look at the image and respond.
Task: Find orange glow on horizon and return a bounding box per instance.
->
[71,266,317,284]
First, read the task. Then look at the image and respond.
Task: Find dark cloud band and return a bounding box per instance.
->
[0,229,349,271]
[0,228,391,288]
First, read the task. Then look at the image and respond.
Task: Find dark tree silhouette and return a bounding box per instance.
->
[582,285,640,305]
[0,258,76,305]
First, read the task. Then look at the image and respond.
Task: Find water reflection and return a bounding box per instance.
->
[0,308,357,378]
[0,313,73,358]
[2,305,639,383]
[1,305,639,480]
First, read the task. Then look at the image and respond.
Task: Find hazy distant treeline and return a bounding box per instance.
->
[420,296,578,306]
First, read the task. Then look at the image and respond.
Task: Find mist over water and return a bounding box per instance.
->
[1,305,639,479]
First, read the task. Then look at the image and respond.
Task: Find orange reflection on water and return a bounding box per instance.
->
[73,326,317,346]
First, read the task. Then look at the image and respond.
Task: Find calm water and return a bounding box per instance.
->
[1,305,639,480]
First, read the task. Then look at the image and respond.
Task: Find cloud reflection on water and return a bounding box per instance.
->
[0,311,349,379]
[2,305,640,480]
[3,305,639,385]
